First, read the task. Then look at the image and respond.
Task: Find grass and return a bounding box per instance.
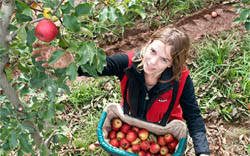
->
[191,29,250,122]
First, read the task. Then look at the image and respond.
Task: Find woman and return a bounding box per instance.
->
[33,27,210,156]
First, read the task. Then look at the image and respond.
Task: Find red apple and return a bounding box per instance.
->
[145,152,151,156]
[108,130,116,139]
[131,138,141,145]
[120,138,130,149]
[138,129,149,141]
[111,118,123,131]
[109,138,119,147]
[140,140,150,151]
[138,151,146,156]
[126,147,133,153]
[121,123,131,133]
[126,131,137,142]
[117,131,125,141]
[150,143,160,154]
[164,133,174,144]
[35,19,58,42]
[158,136,166,146]
[160,146,169,155]
[88,143,96,151]
[211,11,218,18]
[131,126,140,133]
[168,139,178,151]
[131,144,140,153]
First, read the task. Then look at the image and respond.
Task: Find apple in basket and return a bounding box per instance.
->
[111,117,123,131]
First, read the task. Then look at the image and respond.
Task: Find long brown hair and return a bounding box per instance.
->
[133,27,190,82]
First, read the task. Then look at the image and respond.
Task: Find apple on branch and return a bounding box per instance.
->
[35,19,58,42]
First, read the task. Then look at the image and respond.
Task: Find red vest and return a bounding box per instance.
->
[120,50,190,123]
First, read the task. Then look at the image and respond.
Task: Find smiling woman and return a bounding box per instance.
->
[33,27,210,156]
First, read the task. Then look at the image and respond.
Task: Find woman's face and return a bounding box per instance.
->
[143,40,173,77]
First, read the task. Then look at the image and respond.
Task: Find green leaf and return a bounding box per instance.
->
[95,49,106,73]
[245,21,250,30]
[40,144,49,156]
[15,0,30,12]
[99,7,108,22]
[57,134,69,144]
[240,9,250,21]
[48,50,65,65]
[80,63,97,76]
[45,103,55,120]
[26,28,36,47]
[19,136,32,153]
[61,1,73,14]
[108,7,117,22]
[8,24,18,32]
[16,13,32,23]
[68,0,75,7]
[75,3,92,16]
[129,5,146,19]
[80,27,93,37]
[63,15,80,32]
[9,131,18,149]
[66,63,77,81]
[17,26,27,42]
[78,42,96,65]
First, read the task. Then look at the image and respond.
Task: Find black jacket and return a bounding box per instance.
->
[78,53,210,155]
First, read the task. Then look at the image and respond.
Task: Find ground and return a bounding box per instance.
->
[97,3,249,156]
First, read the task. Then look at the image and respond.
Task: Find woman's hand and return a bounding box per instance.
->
[32,42,74,69]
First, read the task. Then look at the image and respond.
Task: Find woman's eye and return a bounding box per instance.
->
[150,49,156,54]
[161,58,168,63]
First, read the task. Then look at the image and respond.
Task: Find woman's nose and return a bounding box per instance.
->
[149,56,158,65]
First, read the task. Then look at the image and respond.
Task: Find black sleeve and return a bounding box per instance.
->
[78,53,129,80]
[180,75,210,155]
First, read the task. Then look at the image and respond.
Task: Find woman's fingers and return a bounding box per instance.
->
[35,56,47,62]
[42,63,49,68]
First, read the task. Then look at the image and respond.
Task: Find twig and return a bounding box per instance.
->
[52,0,64,15]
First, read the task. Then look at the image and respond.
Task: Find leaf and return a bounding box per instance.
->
[17,26,27,42]
[245,21,250,30]
[240,9,250,21]
[61,1,73,14]
[16,13,32,23]
[108,7,117,22]
[26,28,36,47]
[80,26,93,37]
[40,144,49,156]
[78,42,96,65]
[75,3,92,16]
[63,15,80,32]
[129,5,146,19]
[15,0,30,12]
[9,131,18,149]
[48,50,65,65]
[95,49,106,73]
[99,7,108,22]
[57,134,69,145]
[19,136,32,153]
[66,63,77,81]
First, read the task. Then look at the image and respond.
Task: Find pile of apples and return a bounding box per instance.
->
[107,117,178,156]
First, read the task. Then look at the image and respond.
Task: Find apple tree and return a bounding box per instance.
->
[0,0,147,154]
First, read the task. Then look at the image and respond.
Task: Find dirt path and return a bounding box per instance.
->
[101,3,250,156]
[102,4,238,55]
